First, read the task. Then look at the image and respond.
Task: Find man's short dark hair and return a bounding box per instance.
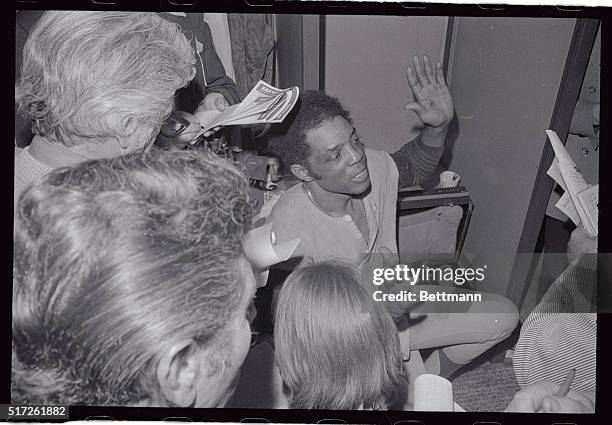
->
[267,91,352,169]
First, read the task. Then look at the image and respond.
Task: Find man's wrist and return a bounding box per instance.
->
[420,124,449,148]
[196,96,207,110]
[198,92,214,107]
[427,123,450,134]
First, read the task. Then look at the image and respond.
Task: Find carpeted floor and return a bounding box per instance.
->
[451,361,521,412]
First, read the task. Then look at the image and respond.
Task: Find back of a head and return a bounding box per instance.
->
[12,149,252,405]
[274,261,404,410]
[15,11,195,149]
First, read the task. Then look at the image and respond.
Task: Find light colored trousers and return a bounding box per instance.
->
[395,284,519,370]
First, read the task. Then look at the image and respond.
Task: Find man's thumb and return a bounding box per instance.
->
[215,98,227,112]
[404,102,424,115]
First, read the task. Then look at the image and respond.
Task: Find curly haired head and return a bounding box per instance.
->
[15,11,195,150]
[266,91,353,170]
[12,149,253,406]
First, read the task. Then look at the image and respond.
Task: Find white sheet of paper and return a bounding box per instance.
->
[547,129,577,165]
[556,192,581,226]
[193,81,299,138]
[414,374,454,412]
[546,130,589,191]
[234,80,287,115]
[546,159,567,192]
[577,184,598,237]
[546,129,592,229]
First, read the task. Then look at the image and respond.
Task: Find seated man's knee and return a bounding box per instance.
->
[468,292,519,342]
[487,296,519,342]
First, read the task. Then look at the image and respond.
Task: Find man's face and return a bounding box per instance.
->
[303,116,371,196]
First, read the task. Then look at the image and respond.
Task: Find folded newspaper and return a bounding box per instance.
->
[193,81,299,139]
[546,129,598,237]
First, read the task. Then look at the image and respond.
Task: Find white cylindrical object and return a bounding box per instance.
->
[413,373,454,411]
[438,171,460,188]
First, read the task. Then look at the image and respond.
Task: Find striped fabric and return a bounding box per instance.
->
[513,254,596,392]
[391,136,445,189]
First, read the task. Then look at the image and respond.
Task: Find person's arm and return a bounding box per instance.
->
[161,13,240,113]
[197,20,241,110]
[391,135,445,188]
[505,380,595,413]
[392,55,454,188]
[567,225,598,264]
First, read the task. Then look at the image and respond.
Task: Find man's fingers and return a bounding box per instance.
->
[424,55,436,83]
[542,396,560,413]
[215,98,228,112]
[504,397,536,413]
[412,55,429,86]
[436,62,446,85]
[542,395,591,413]
[405,66,421,95]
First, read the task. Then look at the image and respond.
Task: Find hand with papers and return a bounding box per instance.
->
[195,92,230,137]
[546,129,598,238]
[198,92,230,112]
[193,81,299,141]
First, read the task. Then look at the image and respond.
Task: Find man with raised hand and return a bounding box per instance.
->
[268,55,518,380]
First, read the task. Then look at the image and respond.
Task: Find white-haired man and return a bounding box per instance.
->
[14,11,197,201]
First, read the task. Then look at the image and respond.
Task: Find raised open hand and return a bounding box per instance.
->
[405,55,454,129]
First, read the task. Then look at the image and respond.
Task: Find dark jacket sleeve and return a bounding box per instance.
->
[162,13,241,112]
[199,21,242,105]
[390,136,445,189]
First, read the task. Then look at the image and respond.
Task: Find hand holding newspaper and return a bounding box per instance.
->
[193,81,299,140]
[546,129,598,237]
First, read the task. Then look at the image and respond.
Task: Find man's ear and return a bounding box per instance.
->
[117,117,139,149]
[290,164,314,182]
[156,339,201,407]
